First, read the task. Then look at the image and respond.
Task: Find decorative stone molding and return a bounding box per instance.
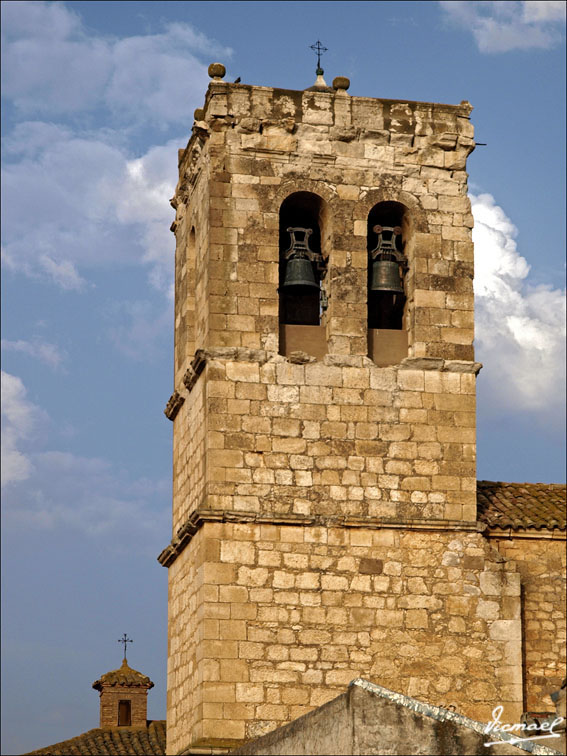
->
[157,508,483,568]
[173,349,482,401]
[332,76,350,91]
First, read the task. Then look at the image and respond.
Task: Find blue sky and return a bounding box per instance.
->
[1,1,565,753]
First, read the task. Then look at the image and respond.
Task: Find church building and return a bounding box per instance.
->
[159,63,566,754]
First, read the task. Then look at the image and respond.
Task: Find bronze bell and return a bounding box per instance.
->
[283,257,319,289]
[370,259,404,294]
[369,225,406,295]
[282,227,320,289]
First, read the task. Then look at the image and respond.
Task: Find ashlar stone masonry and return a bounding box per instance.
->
[160,67,527,755]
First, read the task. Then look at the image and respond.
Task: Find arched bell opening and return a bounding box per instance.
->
[367,202,409,366]
[278,192,328,359]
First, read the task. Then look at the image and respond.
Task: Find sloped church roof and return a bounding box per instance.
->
[478,481,566,531]
[26,721,166,756]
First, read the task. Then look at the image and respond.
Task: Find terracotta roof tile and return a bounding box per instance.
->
[477,480,566,531]
[92,659,153,691]
[25,720,166,755]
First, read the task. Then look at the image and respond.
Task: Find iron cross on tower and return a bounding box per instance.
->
[310,40,328,75]
[118,633,133,661]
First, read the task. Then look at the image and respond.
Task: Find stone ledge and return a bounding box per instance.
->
[400,357,483,374]
[179,738,242,755]
[485,529,566,541]
[172,349,483,398]
[157,509,482,568]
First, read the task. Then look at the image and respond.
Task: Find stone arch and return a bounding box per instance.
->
[274,179,337,208]
[278,191,326,326]
[275,181,337,261]
[366,196,415,366]
[367,201,408,328]
[359,186,429,234]
[277,188,330,359]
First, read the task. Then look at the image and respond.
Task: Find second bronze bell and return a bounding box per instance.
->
[370,259,404,294]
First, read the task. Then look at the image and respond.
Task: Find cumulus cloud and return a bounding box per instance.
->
[472,193,566,416]
[1,0,216,325]
[114,141,180,296]
[439,0,565,52]
[523,1,567,23]
[1,338,67,369]
[1,1,230,126]
[2,125,178,293]
[1,371,47,487]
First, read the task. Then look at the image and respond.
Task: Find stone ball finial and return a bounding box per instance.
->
[208,62,226,80]
[194,108,205,121]
[333,76,350,91]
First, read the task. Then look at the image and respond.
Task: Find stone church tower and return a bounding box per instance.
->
[160,63,525,754]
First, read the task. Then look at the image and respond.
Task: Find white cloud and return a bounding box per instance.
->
[1,371,47,487]
[472,193,566,416]
[0,371,169,551]
[1,338,67,369]
[439,1,565,52]
[114,141,180,295]
[39,255,87,291]
[1,1,231,126]
[2,125,178,293]
[523,1,566,23]
[1,0,82,41]
[1,1,224,333]
[1,1,112,114]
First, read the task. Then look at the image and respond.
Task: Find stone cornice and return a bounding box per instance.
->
[200,82,473,116]
[157,509,483,568]
[485,528,566,541]
[167,348,483,402]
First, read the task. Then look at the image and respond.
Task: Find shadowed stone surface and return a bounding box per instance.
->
[233,680,562,756]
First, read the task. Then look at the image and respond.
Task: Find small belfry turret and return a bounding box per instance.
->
[92,636,154,728]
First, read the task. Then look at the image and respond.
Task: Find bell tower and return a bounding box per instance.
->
[161,63,523,754]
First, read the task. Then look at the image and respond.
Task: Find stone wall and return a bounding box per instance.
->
[173,160,210,388]
[234,680,546,756]
[490,536,567,712]
[166,521,523,753]
[169,352,478,538]
[171,372,206,534]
